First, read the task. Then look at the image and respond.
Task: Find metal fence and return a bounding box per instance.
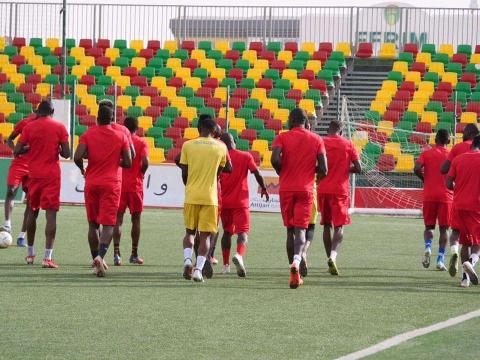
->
[1,3,479,52]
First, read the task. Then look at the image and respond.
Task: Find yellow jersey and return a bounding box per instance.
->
[180,137,227,205]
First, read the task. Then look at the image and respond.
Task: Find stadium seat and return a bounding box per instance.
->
[392,61,408,76]
[395,154,414,172]
[403,43,419,56]
[441,72,458,87]
[438,44,454,58]
[356,43,373,58]
[378,43,397,60]
[460,112,477,124]
[163,40,178,55]
[377,154,395,172]
[335,42,351,57]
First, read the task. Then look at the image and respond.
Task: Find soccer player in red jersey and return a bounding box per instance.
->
[74,105,132,277]
[446,135,480,287]
[271,108,327,289]
[219,133,269,277]
[13,101,70,268]
[112,117,149,266]
[2,112,37,246]
[441,124,479,277]
[317,121,361,276]
[414,129,452,272]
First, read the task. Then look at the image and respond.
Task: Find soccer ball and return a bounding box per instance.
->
[0,231,12,248]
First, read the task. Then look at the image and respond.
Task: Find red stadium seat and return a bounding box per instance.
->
[53,47,63,57]
[96,39,110,49]
[369,131,387,145]
[151,96,169,108]
[205,97,222,111]
[123,67,138,77]
[79,39,93,49]
[147,40,161,51]
[0,74,7,84]
[431,91,449,105]
[106,85,122,96]
[394,90,411,102]
[249,151,261,166]
[232,88,249,100]
[166,148,181,163]
[165,127,182,140]
[142,86,159,97]
[437,82,453,95]
[139,48,154,60]
[411,62,426,76]
[225,50,240,63]
[173,117,189,129]
[75,104,88,116]
[456,123,467,133]
[18,83,34,95]
[299,70,315,81]
[286,89,302,103]
[466,102,480,115]
[204,78,219,89]
[309,79,327,95]
[270,60,286,72]
[181,41,195,54]
[26,93,42,107]
[377,154,395,172]
[80,115,96,126]
[265,118,282,132]
[318,42,333,56]
[175,137,188,149]
[12,37,26,49]
[168,77,184,90]
[86,47,104,58]
[183,59,198,71]
[228,68,243,84]
[11,55,26,67]
[399,81,415,96]
[259,51,275,63]
[26,74,42,85]
[284,42,298,55]
[409,133,427,146]
[96,56,111,68]
[131,76,148,87]
[452,53,467,67]
[403,43,418,55]
[475,45,480,54]
[356,42,373,58]
[229,97,243,111]
[445,101,462,115]
[0,113,5,123]
[240,129,257,143]
[145,106,162,118]
[0,144,13,157]
[383,110,400,124]
[52,65,63,75]
[312,51,328,64]
[460,72,476,87]
[388,100,406,112]
[249,42,264,53]
[216,118,227,130]
[196,87,213,99]
[255,108,271,121]
[79,75,95,86]
[415,122,432,133]
[257,78,273,90]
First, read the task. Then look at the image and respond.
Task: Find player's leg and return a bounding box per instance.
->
[422,226,435,269]
[286,228,294,264]
[112,211,124,266]
[42,209,59,269]
[232,232,248,277]
[328,226,344,276]
[449,229,460,277]
[323,224,332,258]
[436,226,448,271]
[129,212,143,264]
[183,229,196,280]
[290,226,307,289]
[93,225,115,277]
[25,205,38,264]
[221,230,232,274]
[17,200,29,247]
[209,231,219,265]
[460,245,471,287]
[88,221,100,260]
[301,224,315,277]
[463,244,480,286]
[2,185,19,233]
[461,211,480,286]
[192,231,211,282]
[327,194,351,275]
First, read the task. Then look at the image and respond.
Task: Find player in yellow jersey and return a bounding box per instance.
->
[179,114,228,283]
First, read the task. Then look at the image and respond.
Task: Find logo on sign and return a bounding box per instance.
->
[384,5,400,26]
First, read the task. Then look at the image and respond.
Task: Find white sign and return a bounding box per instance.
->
[51,99,71,134]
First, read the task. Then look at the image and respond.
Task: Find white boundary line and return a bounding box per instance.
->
[336,309,480,360]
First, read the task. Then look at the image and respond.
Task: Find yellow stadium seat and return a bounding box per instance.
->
[181,107,197,121]
[392,61,409,76]
[9,74,25,87]
[377,120,394,137]
[211,68,226,81]
[185,77,202,91]
[335,42,352,57]
[214,40,230,55]
[230,118,246,132]
[429,62,445,76]
[71,65,87,78]
[161,86,177,100]
[442,72,458,87]
[151,76,167,90]
[73,135,79,150]
[395,154,415,172]
[35,83,51,97]
[20,46,35,58]
[200,59,216,74]
[143,136,155,148]
[383,142,401,159]
[2,64,17,78]
[46,38,60,51]
[0,102,16,117]
[422,111,438,125]
[163,40,178,55]
[175,67,191,81]
[219,107,235,119]
[262,98,278,112]
[273,108,289,124]
[149,148,165,164]
[281,69,297,81]
[184,127,199,139]
[27,55,43,67]
[261,151,273,169]
[75,84,89,97]
[81,94,97,107]
[375,89,394,101]
[246,69,263,82]
[242,50,257,64]
[79,56,95,69]
[0,37,5,52]
[70,47,85,62]
[253,59,269,73]
[166,58,182,70]
[0,92,7,104]
[252,139,269,154]
[298,99,315,116]
[131,57,146,71]
[116,95,133,111]
[277,50,293,65]
[301,42,316,56]
[213,87,227,103]
[418,81,435,96]
[381,80,398,92]
[407,101,425,117]
[0,55,9,65]
[114,75,130,89]
[292,79,309,93]
[413,91,430,106]
[88,104,99,117]
[306,60,322,74]
[138,116,153,130]
[428,133,436,145]
[191,49,206,61]
[0,123,14,138]
[170,97,187,109]
[460,112,477,124]
[352,130,369,146]
[470,53,480,64]
[370,100,387,116]
[106,66,121,78]
[405,71,421,87]
[250,88,267,104]
[378,43,397,60]
[105,48,120,62]
[438,44,454,58]
[416,52,431,66]
[136,96,151,110]
[130,40,144,53]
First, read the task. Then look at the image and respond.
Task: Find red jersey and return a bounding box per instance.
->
[217,149,231,206]
[19,116,69,179]
[317,135,359,196]
[448,151,480,211]
[272,127,325,192]
[417,146,453,202]
[79,125,130,187]
[111,123,133,144]
[448,140,472,162]
[221,149,258,208]
[121,134,148,192]
[10,114,36,166]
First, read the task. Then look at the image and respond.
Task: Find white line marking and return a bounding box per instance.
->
[336,309,480,360]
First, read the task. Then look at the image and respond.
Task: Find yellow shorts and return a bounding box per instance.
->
[184,204,218,233]
[309,194,318,225]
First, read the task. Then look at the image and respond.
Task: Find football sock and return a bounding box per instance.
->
[113,244,120,256]
[196,255,207,270]
[90,250,99,259]
[451,244,459,254]
[330,250,338,262]
[292,254,302,268]
[437,248,445,262]
[183,248,193,265]
[18,231,26,239]
[236,243,246,257]
[131,245,138,257]
[99,244,109,258]
[462,271,468,280]
[44,249,53,260]
[470,254,479,266]
[27,245,34,257]
[424,239,432,251]
[4,219,11,228]
[222,248,230,266]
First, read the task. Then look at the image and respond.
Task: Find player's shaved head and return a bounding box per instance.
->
[220,132,235,150]
[213,123,223,139]
[197,114,216,136]
[124,116,138,134]
[97,105,113,125]
[328,120,343,135]
[288,108,307,129]
[472,135,480,150]
[463,123,479,141]
[36,100,54,117]
[435,129,450,146]
[98,99,114,110]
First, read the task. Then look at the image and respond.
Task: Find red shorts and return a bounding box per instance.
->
[456,210,480,246]
[85,183,121,226]
[221,207,250,234]
[28,177,60,211]
[279,191,313,229]
[7,160,29,192]
[118,191,144,214]
[318,193,350,227]
[423,201,451,227]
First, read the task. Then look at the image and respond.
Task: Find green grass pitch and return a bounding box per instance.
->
[1,204,479,359]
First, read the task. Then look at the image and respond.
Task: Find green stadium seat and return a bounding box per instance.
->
[155,116,172,128]
[387,71,403,84]
[125,86,140,98]
[275,79,291,90]
[207,50,223,61]
[391,131,409,144]
[446,62,462,75]
[1,83,16,94]
[114,39,127,50]
[187,97,205,109]
[88,65,104,77]
[75,125,87,136]
[360,153,378,171]
[267,42,282,53]
[396,121,413,131]
[66,38,76,49]
[30,37,44,49]
[198,107,215,117]
[294,51,310,62]
[324,60,341,78]
[155,49,170,61]
[436,121,454,133]
[317,70,334,88]
[439,112,455,124]
[98,95,114,103]
[114,57,130,69]
[432,53,449,64]
[421,43,436,55]
[236,138,250,151]
[288,60,305,72]
[127,106,143,117]
[239,78,255,89]
[155,137,173,150]
[457,44,472,58]
[248,118,265,131]
[258,129,275,143]
[398,52,414,65]
[425,101,443,113]
[44,74,60,85]
[16,103,32,114]
[264,69,280,81]
[148,58,164,70]
[66,56,76,68]
[146,127,164,138]
[190,119,198,128]
[140,67,155,80]
[364,110,380,123]
[269,88,285,101]
[471,92,480,102]
[465,64,480,75]
[192,68,208,79]
[198,41,212,52]
[244,98,260,110]
[217,59,233,71]
[423,72,439,85]
[157,67,173,79]
[456,82,471,95]
[35,47,51,57]
[305,89,322,103]
[89,85,105,96]
[174,49,189,60]
[162,106,179,118]
[329,51,347,69]
[19,64,34,76]
[364,142,382,155]
[237,108,253,119]
[227,128,239,140]
[450,91,467,106]
[97,75,112,86]
[178,87,194,98]
[8,112,25,124]
[232,42,246,52]
[220,78,236,89]
[44,55,60,67]
[280,98,296,111]
[235,60,250,72]
[3,46,18,58]
[401,111,419,123]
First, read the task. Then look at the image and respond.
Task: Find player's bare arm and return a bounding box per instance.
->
[414,161,424,182]
[180,164,188,185]
[350,160,361,174]
[440,159,451,175]
[271,146,282,175]
[445,175,455,191]
[252,169,269,201]
[74,143,87,175]
[120,148,132,169]
[6,131,20,150]
[13,141,29,157]
[59,141,71,159]
[141,156,149,174]
[316,153,328,180]
[223,158,233,173]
